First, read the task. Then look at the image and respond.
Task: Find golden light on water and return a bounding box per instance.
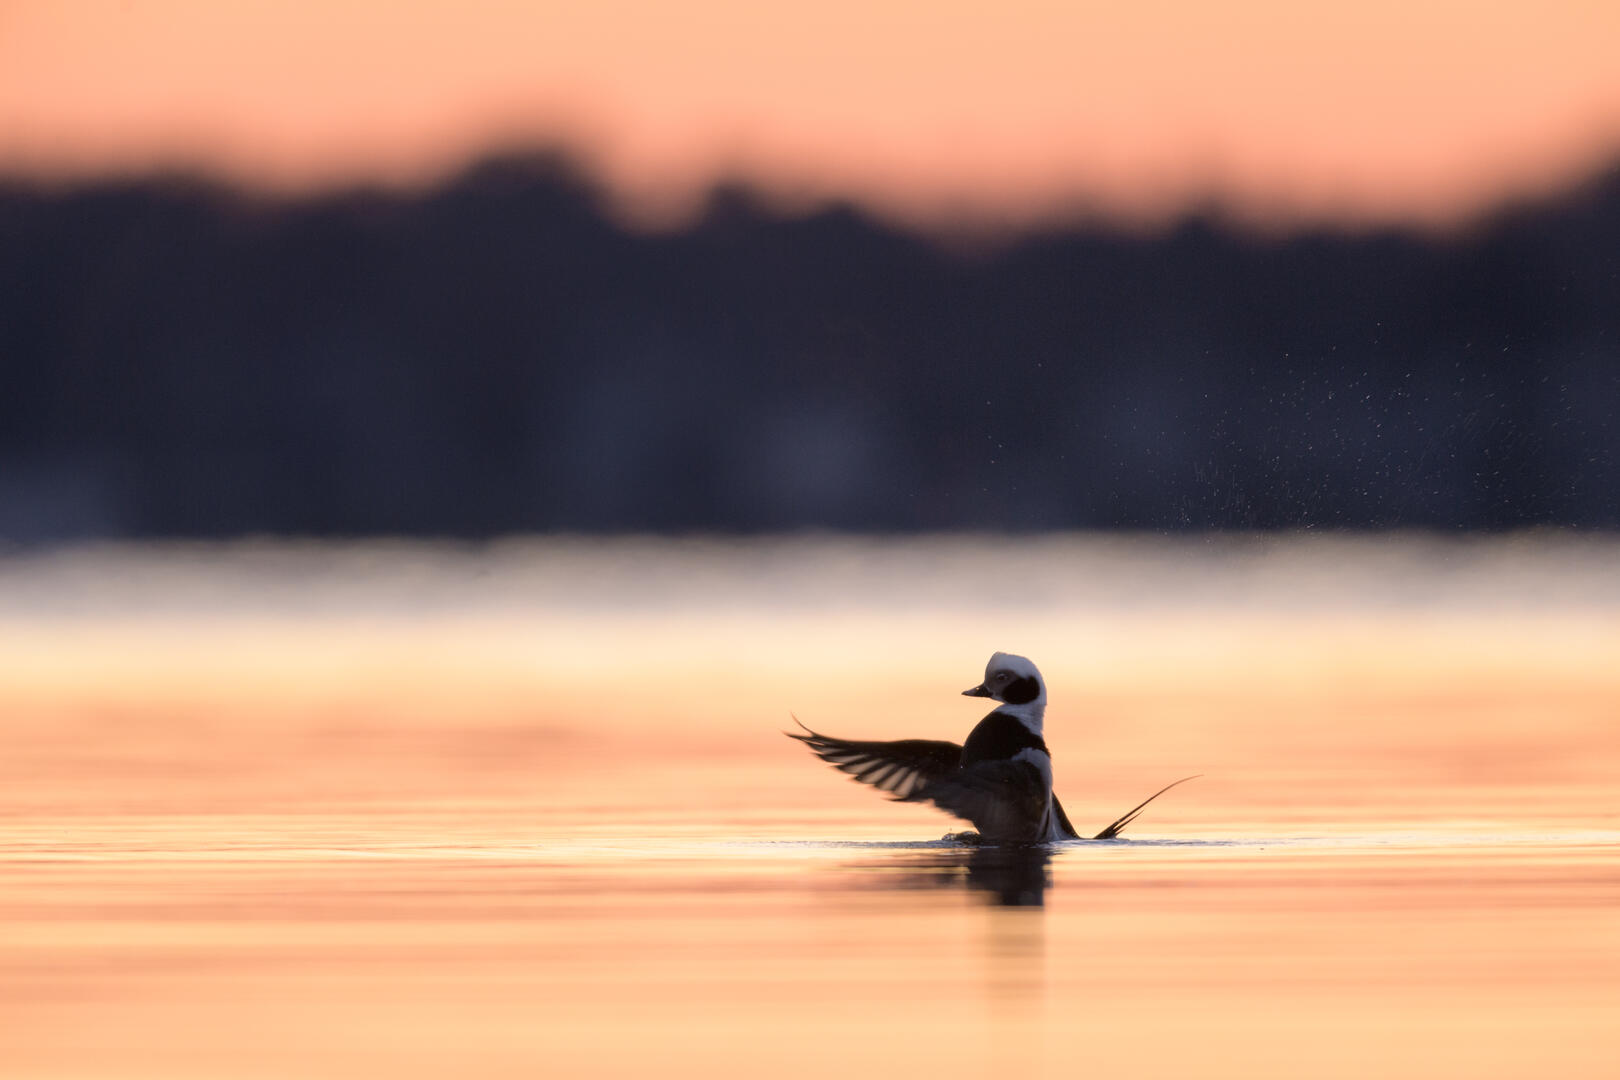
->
[2,537,1618,1076]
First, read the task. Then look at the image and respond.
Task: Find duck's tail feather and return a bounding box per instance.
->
[1093,775,1201,840]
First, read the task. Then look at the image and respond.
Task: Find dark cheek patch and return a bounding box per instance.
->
[1002,675,1040,705]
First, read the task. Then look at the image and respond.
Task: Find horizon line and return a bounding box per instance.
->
[7,138,1620,242]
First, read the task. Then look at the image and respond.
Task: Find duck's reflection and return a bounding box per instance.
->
[851,844,1054,907]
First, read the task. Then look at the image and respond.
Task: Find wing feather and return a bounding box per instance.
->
[787,719,962,799]
[1050,792,1080,840]
[908,759,1051,843]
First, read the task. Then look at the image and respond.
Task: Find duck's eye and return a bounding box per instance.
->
[994,672,1010,684]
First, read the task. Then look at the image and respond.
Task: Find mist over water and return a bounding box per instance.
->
[5,531,1619,615]
[2,535,1617,1077]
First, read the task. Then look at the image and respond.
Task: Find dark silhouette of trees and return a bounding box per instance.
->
[1,150,1616,539]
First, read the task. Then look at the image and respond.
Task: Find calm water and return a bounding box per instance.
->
[3,536,1618,1078]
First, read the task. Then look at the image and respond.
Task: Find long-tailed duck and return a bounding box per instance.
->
[789,652,1195,843]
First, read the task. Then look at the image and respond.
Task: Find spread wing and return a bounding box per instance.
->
[907,759,1051,843]
[787,718,961,800]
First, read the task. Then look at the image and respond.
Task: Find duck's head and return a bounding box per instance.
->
[962,652,1044,707]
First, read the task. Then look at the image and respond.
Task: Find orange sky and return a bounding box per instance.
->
[3,1,1619,229]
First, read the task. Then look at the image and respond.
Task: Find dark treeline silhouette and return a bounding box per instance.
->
[2,150,1617,540]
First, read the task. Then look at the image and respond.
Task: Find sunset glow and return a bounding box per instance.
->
[3,1,1619,227]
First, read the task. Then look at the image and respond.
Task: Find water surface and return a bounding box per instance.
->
[3,536,1617,1077]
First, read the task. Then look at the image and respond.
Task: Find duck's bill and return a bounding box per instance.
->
[962,685,992,697]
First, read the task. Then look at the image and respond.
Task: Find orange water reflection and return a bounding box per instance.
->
[1,538,1617,1077]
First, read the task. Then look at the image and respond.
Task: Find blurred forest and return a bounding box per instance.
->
[2,150,1617,540]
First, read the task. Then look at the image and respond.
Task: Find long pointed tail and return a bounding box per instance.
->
[1093,775,1201,840]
